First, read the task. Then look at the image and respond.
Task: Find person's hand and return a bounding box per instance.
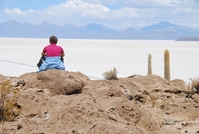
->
[41,52,46,56]
[60,53,65,57]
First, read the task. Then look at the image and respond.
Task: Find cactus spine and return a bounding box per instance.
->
[164,49,170,81]
[148,54,152,75]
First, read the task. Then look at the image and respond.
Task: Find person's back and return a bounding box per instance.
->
[37,36,65,72]
[43,44,63,57]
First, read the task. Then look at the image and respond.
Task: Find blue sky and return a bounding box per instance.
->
[0,0,199,30]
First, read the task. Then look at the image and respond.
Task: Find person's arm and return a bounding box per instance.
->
[41,51,46,56]
[60,47,65,57]
[41,46,47,56]
[60,52,65,57]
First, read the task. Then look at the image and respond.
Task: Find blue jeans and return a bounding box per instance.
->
[37,56,64,68]
[37,56,65,73]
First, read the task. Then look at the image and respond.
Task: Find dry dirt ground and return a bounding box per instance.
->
[0,70,199,134]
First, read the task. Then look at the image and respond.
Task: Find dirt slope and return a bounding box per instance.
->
[0,70,199,134]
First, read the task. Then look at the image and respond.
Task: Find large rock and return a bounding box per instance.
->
[18,70,90,95]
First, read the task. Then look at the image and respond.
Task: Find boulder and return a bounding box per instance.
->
[18,70,90,95]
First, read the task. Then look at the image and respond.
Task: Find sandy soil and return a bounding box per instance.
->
[0,70,199,134]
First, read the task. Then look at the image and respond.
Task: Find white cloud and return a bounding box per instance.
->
[1,0,199,30]
[44,0,110,19]
[3,7,41,16]
[3,8,27,16]
[28,9,40,14]
[152,0,182,6]
[96,0,199,8]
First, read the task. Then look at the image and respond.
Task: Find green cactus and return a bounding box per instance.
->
[164,49,170,81]
[148,54,152,75]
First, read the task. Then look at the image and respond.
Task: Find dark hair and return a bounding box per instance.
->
[49,36,58,44]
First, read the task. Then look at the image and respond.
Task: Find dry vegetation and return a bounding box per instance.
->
[188,77,199,93]
[0,81,21,122]
[102,67,118,80]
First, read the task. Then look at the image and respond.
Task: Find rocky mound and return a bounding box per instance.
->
[0,70,199,134]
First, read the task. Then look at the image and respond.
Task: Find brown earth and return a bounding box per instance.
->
[0,70,199,134]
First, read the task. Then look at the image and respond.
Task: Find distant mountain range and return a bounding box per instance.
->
[0,20,199,40]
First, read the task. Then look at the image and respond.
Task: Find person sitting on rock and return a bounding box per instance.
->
[37,35,65,72]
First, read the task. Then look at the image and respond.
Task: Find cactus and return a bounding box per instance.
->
[148,54,152,75]
[164,49,170,81]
